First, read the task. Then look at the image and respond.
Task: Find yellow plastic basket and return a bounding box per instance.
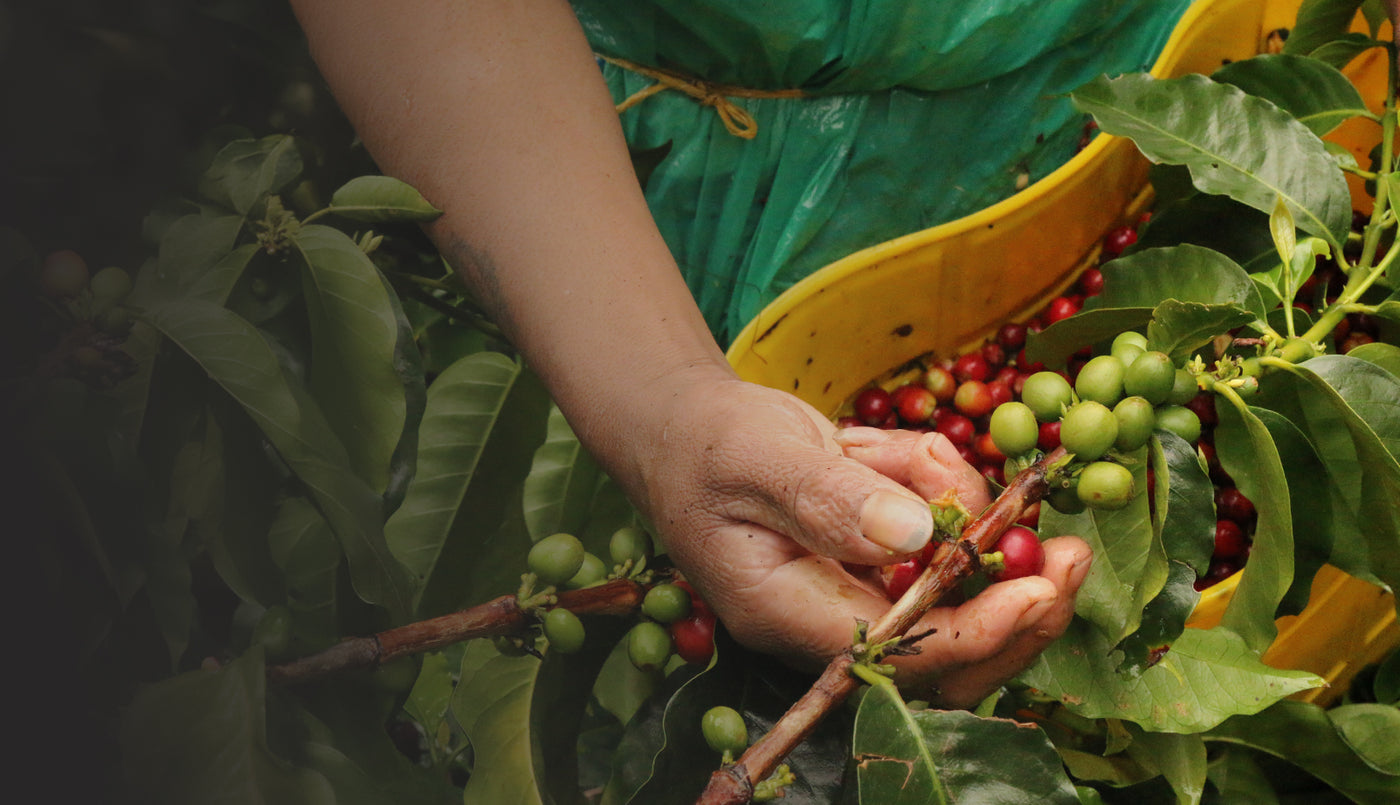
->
[725,0,1398,705]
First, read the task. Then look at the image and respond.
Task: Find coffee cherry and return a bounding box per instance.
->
[543,608,586,654]
[90,266,134,300]
[1047,483,1087,514]
[671,613,717,665]
[1078,267,1105,297]
[1043,296,1080,325]
[973,431,1007,464]
[1124,351,1176,405]
[1060,401,1119,461]
[989,526,1045,581]
[609,526,652,566]
[642,583,692,624]
[1112,396,1156,452]
[853,387,894,426]
[1214,519,1247,559]
[1075,355,1126,406]
[1155,405,1202,443]
[989,401,1039,457]
[1021,371,1074,422]
[1037,420,1062,451]
[701,706,748,754]
[565,552,608,589]
[892,383,938,425]
[1110,331,1149,365]
[252,605,293,658]
[953,380,995,418]
[880,559,922,601]
[529,532,586,586]
[1166,369,1199,406]
[1102,225,1138,258]
[953,352,991,383]
[923,366,957,402]
[997,322,1028,352]
[39,249,90,297]
[1216,486,1256,524]
[627,621,673,672]
[1077,461,1135,510]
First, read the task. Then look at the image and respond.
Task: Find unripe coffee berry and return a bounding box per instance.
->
[701,706,748,754]
[1077,461,1135,510]
[543,608,587,654]
[642,583,692,624]
[528,533,586,586]
[1075,355,1126,407]
[1166,368,1199,406]
[1124,351,1176,404]
[1021,371,1074,422]
[626,621,673,672]
[1112,396,1156,452]
[1154,405,1202,443]
[609,526,651,566]
[1060,401,1119,461]
[989,401,1039,457]
[565,552,608,589]
[1111,331,1149,365]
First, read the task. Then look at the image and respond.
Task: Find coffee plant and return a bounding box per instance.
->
[8,0,1400,803]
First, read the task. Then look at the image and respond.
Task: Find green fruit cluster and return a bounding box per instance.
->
[989,332,1203,512]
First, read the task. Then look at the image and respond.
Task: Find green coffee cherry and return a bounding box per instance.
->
[1060,401,1119,461]
[543,608,586,654]
[1075,355,1126,407]
[642,583,692,624]
[1279,337,1317,364]
[1112,396,1156,452]
[627,621,673,672]
[701,706,749,754]
[1123,351,1176,405]
[1155,405,1202,443]
[1020,371,1075,422]
[1077,461,1135,510]
[989,401,1039,457]
[1047,483,1087,515]
[1110,331,1149,365]
[565,552,608,589]
[528,532,586,586]
[609,526,652,566]
[1166,368,1199,406]
[89,266,134,300]
[251,605,292,658]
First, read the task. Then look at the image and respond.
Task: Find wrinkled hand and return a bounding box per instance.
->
[630,376,1091,708]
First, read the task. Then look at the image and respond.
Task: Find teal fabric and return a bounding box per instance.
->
[573,0,1194,344]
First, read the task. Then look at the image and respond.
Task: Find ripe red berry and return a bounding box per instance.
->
[1214,519,1247,559]
[980,342,1007,372]
[997,322,1028,352]
[994,366,1020,387]
[974,431,1007,464]
[1102,225,1138,259]
[1043,296,1080,326]
[1078,267,1105,297]
[1037,420,1062,451]
[987,380,1014,409]
[923,365,958,402]
[853,387,893,426]
[1186,392,1218,428]
[990,526,1045,581]
[1342,331,1376,353]
[1017,501,1041,529]
[980,463,1005,487]
[953,381,995,418]
[953,352,991,383]
[879,559,923,601]
[1017,348,1046,374]
[1216,486,1256,524]
[936,413,976,445]
[1194,558,1240,591]
[891,383,938,425]
[671,613,717,665]
[836,416,863,429]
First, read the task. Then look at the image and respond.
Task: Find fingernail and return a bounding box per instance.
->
[1015,595,1056,632]
[1068,553,1094,588]
[833,427,889,449]
[860,490,932,553]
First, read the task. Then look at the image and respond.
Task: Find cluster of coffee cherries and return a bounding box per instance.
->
[34,248,138,388]
[520,527,717,670]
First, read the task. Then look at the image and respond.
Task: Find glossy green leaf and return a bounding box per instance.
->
[592,635,658,728]
[1152,431,1215,575]
[266,495,340,645]
[1374,299,1400,326]
[292,225,407,493]
[853,681,948,805]
[1373,647,1400,704]
[377,270,427,517]
[1072,73,1352,244]
[1146,301,1260,364]
[1121,724,1207,805]
[1134,194,1276,271]
[1026,307,1152,368]
[1348,341,1400,376]
[1250,408,1334,616]
[1283,0,1366,58]
[145,298,414,618]
[453,644,545,805]
[523,403,602,541]
[895,708,1081,804]
[186,243,260,305]
[1206,699,1400,802]
[383,351,520,585]
[120,649,336,804]
[325,175,443,223]
[1330,703,1400,774]
[1205,749,1281,804]
[1308,32,1389,68]
[1095,245,1267,315]
[147,211,245,296]
[201,398,285,610]
[1020,624,1322,733]
[1213,54,1370,137]
[1115,562,1201,674]
[1213,399,1294,652]
[199,134,303,215]
[1270,195,1297,267]
[1252,238,1329,314]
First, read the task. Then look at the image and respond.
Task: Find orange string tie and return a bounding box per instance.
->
[599,54,804,140]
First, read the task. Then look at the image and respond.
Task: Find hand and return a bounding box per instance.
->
[631,374,1092,708]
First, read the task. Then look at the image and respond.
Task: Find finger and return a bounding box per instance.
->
[907,535,1093,707]
[835,428,991,512]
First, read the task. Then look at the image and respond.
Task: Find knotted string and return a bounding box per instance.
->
[598,54,805,140]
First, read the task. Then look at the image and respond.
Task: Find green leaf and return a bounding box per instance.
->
[853,682,948,805]
[404,652,454,738]
[120,649,337,804]
[1146,301,1260,364]
[1213,55,1370,137]
[1348,341,1400,376]
[1250,408,1335,615]
[1114,562,1201,674]
[325,175,443,223]
[1121,725,1207,805]
[1095,245,1267,315]
[145,211,245,297]
[897,709,1082,804]
[1269,195,1297,269]
[201,398,286,610]
[523,403,603,541]
[1330,703,1400,774]
[377,270,427,517]
[292,225,407,493]
[383,351,520,585]
[1205,749,1281,805]
[186,243,260,305]
[1308,32,1387,69]
[199,134,303,215]
[145,299,414,618]
[1071,73,1352,244]
[1206,699,1400,803]
[266,495,340,646]
[1283,0,1367,58]
[1134,193,1276,271]
[1213,399,1294,651]
[1152,431,1215,575]
[1020,624,1323,733]
[1026,307,1152,369]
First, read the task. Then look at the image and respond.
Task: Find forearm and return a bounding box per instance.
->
[290,0,732,489]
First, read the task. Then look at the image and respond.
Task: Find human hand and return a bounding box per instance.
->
[630,374,1092,708]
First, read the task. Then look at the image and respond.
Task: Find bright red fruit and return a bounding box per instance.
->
[953,352,991,383]
[1102,225,1138,259]
[1216,486,1256,524]
[990,526,1045,581]
[997,322,1028,352]
[923,365,958,402]
[980,342,1007,371]
[1214,519,1247,559]
[936,413,976,445]
[891,383,938,425]
[853,387,893,426]
[1037,420,1062,451]
[1043,295,1080,325]
[1078,267,1105,297]
[953,380,995,418]
[974,431,1006,464]
[879,559,922,601]
[671,613,717,665]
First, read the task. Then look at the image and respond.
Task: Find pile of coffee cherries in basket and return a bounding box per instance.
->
[838,219,1384,601]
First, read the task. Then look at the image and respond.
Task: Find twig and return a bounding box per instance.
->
[266,578,647,685]
[695,447,1065,804]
